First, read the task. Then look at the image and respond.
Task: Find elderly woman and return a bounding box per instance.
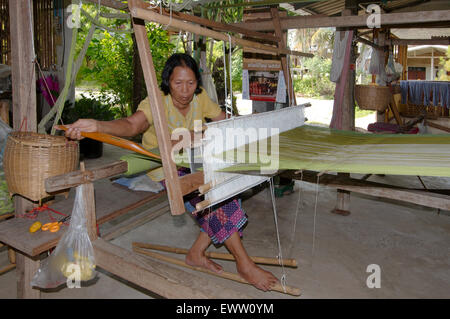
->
[64,53,278,292]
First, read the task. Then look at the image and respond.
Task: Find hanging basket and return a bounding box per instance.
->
[2,132,79,202]
[355,85,391,112]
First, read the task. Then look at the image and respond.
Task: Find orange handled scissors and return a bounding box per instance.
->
[41,215,71,233]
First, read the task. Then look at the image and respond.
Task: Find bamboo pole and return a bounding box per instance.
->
[195,199,211,211]
[198,182,212,194]
[132,242,298,268]
[129,7,313,58]
[0,213,13,221]
[133,247,301,296]
[0,263,16,276]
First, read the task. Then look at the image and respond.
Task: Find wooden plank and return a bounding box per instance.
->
[328,185,450,211]
[101,201,169,241]
[232,9,450,30]
[426,121,450,133]
[389,94,403,126]
[130,3,313,58]
[355,35,384,51]
[96,188,166,225]
[158,6,280,43]
[179,171,204,196]
[391,38,450,46]
[92,238,251,299]
[84,0,128,11]
[45,161,128,193]
[129,0,185,215]
[281,171,450,211]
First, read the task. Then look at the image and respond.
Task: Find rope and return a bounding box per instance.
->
[227,34,233,117]
[35,59,57,107]
[312,174,320,257]
[222,34,233,119]
[161,0,173,31]
[222,41,228,118]
[288,171,302,258]
[269,177,287,293]
[16,204,68,225]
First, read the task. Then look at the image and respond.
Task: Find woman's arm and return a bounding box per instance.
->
[211,111,226,122]
[63,110,149,140]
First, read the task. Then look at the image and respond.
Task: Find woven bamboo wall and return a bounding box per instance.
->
[0,0,10,65]
[33,0,58,70]
[0,0,58,69]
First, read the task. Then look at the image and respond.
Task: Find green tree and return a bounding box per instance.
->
[311,28,335,59]
[438,46,450,81]
[77,22,174,117]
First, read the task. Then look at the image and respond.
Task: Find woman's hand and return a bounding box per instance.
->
[62,119,100,140]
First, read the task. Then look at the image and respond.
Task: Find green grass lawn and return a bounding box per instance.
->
[355,106,375,119]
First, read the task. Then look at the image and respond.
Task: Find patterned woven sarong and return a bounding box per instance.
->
[161,167,248,245]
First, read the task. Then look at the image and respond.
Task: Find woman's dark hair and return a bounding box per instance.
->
[160,53,202,95]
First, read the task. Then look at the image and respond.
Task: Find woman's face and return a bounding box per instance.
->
[169,66,198,109]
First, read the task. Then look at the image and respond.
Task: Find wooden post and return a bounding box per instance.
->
[270,7,296,106]
[9,0,40,299]
[129,0,185,215]
[9,0,36,132]
[330,8,356,216]
[80,162,98,241]
[377,30,388,123]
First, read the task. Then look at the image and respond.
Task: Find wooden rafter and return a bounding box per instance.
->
[232,9,450,30]
[130,2,313,58]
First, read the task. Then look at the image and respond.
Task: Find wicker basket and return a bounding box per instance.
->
[401,103,440,119]
[355,85,391,112]
[3,132,79,202]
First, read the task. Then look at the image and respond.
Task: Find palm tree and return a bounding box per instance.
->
[311,28,335,59]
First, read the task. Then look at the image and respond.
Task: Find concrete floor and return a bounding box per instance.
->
[1,142,449,299]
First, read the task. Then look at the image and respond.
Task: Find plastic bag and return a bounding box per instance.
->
[31,185,96,289]
[113,174,164,193]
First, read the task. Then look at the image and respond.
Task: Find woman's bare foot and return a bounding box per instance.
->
[185,250,223,273]
[236,259,279,291]
[185,231,223,273]
[224,232,279,292]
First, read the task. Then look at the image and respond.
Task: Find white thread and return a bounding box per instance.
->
[269,178,287,293]
[312,175,320,257]
[288,171,302,258]
[35,60,57,107]
[174,30,182,53]
[162,0,173,31]
[222,41,228,118]
[227,33,233,117]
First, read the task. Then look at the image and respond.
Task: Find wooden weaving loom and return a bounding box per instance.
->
[128,0,312,216]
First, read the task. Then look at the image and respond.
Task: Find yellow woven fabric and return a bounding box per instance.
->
[218,125,450,177]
